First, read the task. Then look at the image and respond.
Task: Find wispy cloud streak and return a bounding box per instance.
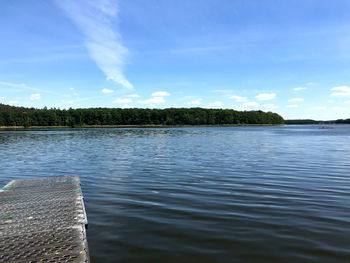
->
[56,0,133,89]
[0,81,58,95]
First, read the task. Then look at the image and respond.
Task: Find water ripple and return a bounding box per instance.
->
[1,125,350,262]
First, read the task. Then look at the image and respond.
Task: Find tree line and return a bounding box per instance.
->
[285,119,350,125]
[0,103,285,127]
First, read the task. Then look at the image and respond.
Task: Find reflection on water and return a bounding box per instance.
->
[1,125,350,262]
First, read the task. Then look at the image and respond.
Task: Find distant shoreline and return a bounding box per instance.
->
[0,124,283,129]
[0,104,285,127]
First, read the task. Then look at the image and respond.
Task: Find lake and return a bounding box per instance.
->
[0,125,349,262]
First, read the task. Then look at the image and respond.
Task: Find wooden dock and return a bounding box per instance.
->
[0,176,89,262]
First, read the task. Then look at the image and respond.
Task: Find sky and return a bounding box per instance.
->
[1,0,350,120]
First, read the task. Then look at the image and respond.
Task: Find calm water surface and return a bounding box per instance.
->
[1,125,350,262]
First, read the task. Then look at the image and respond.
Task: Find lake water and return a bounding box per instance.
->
[1,125,350,262]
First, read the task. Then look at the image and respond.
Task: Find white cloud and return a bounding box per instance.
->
[30,93,41,100]
[0,81,28,88]
[313,106,327,110]
[121,104,133,108]
[255,93,276,101]
[345,100,350,104]
[69,88,74,91]
[207,101,224,108]
[288,98,304,102]
[8,100,19,104]
[286,104,298,108]
[151,91,170,97]
[134,91,170,107]
[330,86,350,96]
[228,95,247,102]
[127,94,139,98]
[55,0,133,89]
[242,102,259,108]
[61,100,74,105]
[102,88,114,94]
[0,81,58,95]
[332,106,349,111]
[294,87,307,91]
[262,104,278,109]
[187,100,201,105]
[0,96,5,101]
[114,98,132,103]
[137,97,165,106]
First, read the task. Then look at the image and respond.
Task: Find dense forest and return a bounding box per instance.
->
[0,104,284,127]
[285,119,320,125]
[285,119,350,125]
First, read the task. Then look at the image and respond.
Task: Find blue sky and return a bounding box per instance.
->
[1,0,350,120]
